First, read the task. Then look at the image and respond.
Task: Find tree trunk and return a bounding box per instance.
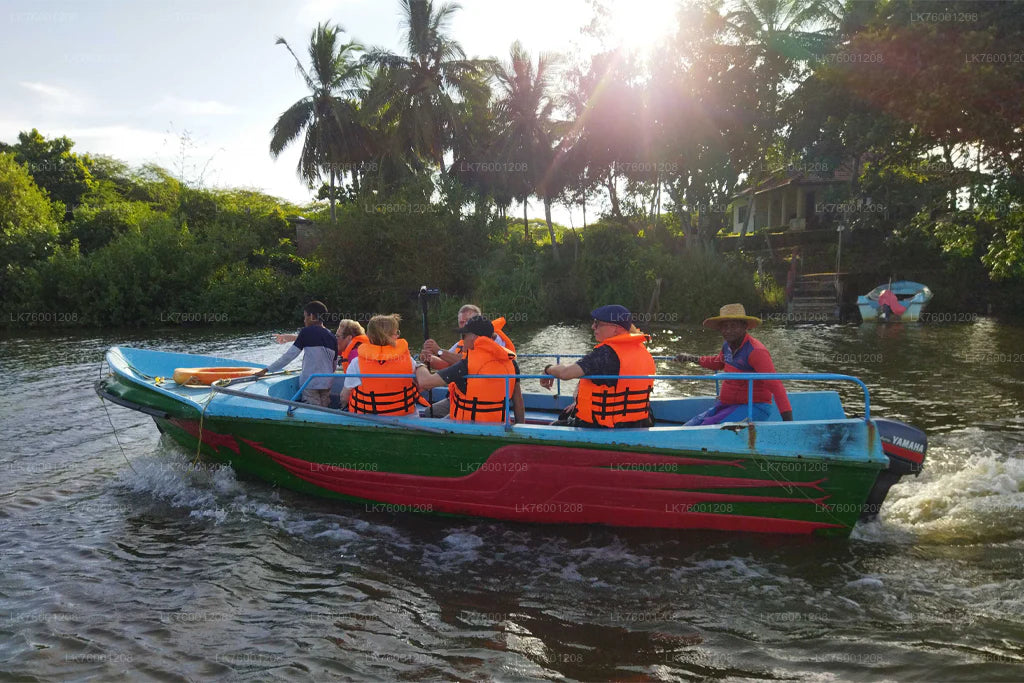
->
[544,196,560,262]
[606,167,620,217]
[329,167,337,223]
[523,197,529,242]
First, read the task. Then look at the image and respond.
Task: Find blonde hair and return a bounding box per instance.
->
[336,319,365,339]
[366,314,401,346]
[459,304,481,318]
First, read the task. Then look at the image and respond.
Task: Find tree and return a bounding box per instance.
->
[363,0,489,174]
[0,152,61,301]
[1,129,95,210]
[724,0,842,237]
[271,22,369,223]
[492,41,562,258]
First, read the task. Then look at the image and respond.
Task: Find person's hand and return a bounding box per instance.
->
[674,353,698,364]
[273,334,291,344]
[422,339,441,355]
[539,376,554,390]
[418,349,433,363]
[781,410,793,421]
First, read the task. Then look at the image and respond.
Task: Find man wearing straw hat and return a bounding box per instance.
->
[674,303,793,425]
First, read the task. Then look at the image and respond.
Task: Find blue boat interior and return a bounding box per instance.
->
[860,280,931,302]
[110,347,850,427]
[266,376,846,424]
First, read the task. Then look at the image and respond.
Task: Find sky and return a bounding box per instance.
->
[1,0,679,224]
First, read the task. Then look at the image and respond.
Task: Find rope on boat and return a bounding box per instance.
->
[191,389,216,467]
[189,371,295,466]
[98,360,138,474]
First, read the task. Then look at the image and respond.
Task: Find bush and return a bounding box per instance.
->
[197,262,298,325]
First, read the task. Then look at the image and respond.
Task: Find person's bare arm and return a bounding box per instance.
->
[539,362,584,389]
[415,365,447,391]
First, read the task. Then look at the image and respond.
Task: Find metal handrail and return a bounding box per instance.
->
[515,353,716,395]
[279,371,871,430]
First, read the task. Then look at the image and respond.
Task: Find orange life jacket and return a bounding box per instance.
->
[348,338,419,416]
[491,317,517,353]
[575,333,655,428]
[449,336,518,423]
[339,334,368,372]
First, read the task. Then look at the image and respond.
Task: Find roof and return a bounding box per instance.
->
[731,164,854,200]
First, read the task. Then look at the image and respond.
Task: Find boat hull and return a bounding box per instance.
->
[142,405,879,537]
[858,300,929,322]
[99,346,891,537]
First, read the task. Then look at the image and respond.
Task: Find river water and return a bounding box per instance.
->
[2,320,1023,681]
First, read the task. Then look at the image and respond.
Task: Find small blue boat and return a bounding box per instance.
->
[858,281,933,322]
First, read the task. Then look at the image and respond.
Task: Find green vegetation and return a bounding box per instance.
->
[3,0,1023,328]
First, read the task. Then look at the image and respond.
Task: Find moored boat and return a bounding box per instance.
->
[858,280,933,322]
[97,346,927,537]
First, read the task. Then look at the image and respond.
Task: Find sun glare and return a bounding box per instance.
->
[605,0,680,55]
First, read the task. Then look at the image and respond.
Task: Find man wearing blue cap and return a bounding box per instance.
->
[540,305,656,428]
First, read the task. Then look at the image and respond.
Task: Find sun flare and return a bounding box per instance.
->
[604,0,680,54]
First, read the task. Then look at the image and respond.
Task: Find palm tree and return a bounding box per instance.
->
[270,23,368,222]
[724,0,842,236]
[363,0,489,174]
[493,41,562,259]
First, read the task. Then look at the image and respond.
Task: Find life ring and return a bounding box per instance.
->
[172,367,261,386]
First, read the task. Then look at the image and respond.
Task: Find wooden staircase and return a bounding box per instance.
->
[787,272,844,323]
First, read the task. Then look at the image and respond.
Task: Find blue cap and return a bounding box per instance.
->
[591,304,632,328]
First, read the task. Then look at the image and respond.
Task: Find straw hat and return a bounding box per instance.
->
[702,303,761,330]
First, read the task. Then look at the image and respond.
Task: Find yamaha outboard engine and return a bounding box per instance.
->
[861,418,927,519]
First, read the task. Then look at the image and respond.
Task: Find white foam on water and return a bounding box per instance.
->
[114,454,235,516]
[673,557,766,580]
[312,527,362,543]
[854,427,1024,544]
[559,564,586,582]
[427,531,485,567]
[877,452,1024,543]
[845,577,885,591]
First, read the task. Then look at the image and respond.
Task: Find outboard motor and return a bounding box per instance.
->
[861,418,927,519]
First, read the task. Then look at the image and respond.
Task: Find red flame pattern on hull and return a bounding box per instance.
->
[165,418,846,533]
[246,439,845,535]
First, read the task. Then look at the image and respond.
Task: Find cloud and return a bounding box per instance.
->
[18,81,89,114]
[152,96,238,116]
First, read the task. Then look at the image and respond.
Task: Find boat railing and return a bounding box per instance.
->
[280,370,871,431]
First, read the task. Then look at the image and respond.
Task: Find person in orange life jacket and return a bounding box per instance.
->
[540,305,656,428]
[420,304,515,370]
[419,304,520,418]
[256,301,337,407]
[334,319,368,372]
[674,303,793,425]
[327,319,367,409]
[338,314,423,416]
[415,316,525,424]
